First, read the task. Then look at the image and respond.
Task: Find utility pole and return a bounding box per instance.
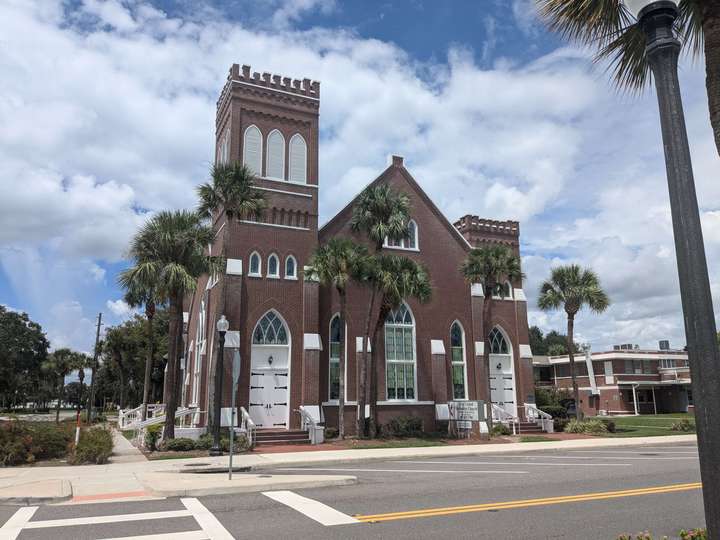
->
[87,312,102,422]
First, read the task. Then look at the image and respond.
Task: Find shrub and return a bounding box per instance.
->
[324,427,339,439]
[383,415,423,438]
[671,419,695,432]
[160,438,196,452]
[0,421,74,466]
[28,423,72,459]
[195,434,213,450]
[553,418,570,433]
[601,419,617,433]
[144,424,162,451]
[491,423,511,437]
[540,405,568,418]
[221,433,250,453]
[70,426,113,465]
[564,419,608,434]
[616,531,706,540]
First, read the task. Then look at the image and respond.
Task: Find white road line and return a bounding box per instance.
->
[0,506,38,540]
[23,510,192,529]
[566,450,698,455]
[262,490,359,526]
[468,455,696,461]
[276,467,528,474]
[182,498,234,540]
[390,461,632,467]
[99,530,208,540]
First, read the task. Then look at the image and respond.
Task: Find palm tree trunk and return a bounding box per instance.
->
[357,288,377,437]
[702,1,720,157]
[55,377,62,424]
[142,303,155,421]
[164,289,184,440]
[483,287,495,431]
[338,290,347,439]
[368,302,389,439]
[566,314,581,421]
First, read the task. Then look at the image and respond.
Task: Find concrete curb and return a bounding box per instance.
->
[139,472,357,498]
[0,479,72,506]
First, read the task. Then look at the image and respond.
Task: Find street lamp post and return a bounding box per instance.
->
[624,0,720,535]
[210,315,230,457]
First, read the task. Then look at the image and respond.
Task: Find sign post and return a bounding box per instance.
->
[228,350,241,481]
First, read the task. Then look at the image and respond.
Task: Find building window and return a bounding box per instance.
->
[243,125,262,175]
[267,254,279,277]
[489,327,509,354]
[288,134,307,183]
[384,219,419,250]
[266,129,285,180]
[660,358,677,369]
[450,321,467,400]
[492,281,513,300]
[191,298,207,405]
[252,311,288,345]
[385,303,416,400]
[249,252,261,276]
[285,256,297,279]
[329,315,341,401]
[217,128,230,165]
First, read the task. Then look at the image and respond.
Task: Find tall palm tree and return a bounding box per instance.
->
[538,0,720,157]
[461,245,524,429]
[350,184,411,437]
[196,162,266,427]
[308,238,369,439]
[367,255,432,437]
[119,210,219,439]
[538,264,610,420]
[43,348,84,423]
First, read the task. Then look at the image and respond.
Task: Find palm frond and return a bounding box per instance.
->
[595,23,651,92]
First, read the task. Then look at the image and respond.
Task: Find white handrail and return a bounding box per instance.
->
[491,404,518,435]
[296,406,324,444]
[118,404,165,430]
[524,403,554,433]
[239,407,256,448]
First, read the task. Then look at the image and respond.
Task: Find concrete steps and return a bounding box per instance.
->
[515,422,545,434]
[254,429,311,446]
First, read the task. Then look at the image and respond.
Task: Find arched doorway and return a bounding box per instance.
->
[249,310,291,428]
[488,326,516,418]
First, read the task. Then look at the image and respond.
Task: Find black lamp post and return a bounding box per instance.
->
[210,315,229,457]
[624,1,720,535]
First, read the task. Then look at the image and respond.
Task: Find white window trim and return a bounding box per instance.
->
[248,251,262,277]
[267,253,280,278]
[382,219,419,251]
[285,255,298,280]
[242,124,263,176]
[385,303,418,402]
[328,314,348,402]
[450,321,469,401]
[492,281,514,301]
[265,129,286,180]
[288,133,308,184]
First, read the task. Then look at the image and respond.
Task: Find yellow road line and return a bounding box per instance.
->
[355,482,702,523]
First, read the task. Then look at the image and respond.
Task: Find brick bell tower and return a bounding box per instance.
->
[211,64,321,429]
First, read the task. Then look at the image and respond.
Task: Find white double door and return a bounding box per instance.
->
[249,345,289,428]
[489,353,517,418]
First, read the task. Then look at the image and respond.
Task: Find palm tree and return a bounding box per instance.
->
[538,264,610,420]
[103,327,131,409]
[43,348,84,423]
[308,238,369,439]
[366,255,432,437]
[350,184,411,437]
[461,245,524,429]
[537,0,720,157]
[119,210,219,439]
[197,162,266,428]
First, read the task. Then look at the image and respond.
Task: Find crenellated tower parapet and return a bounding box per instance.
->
[454,215,520,254]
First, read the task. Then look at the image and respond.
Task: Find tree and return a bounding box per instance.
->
[529,325,580,356]
[197,162,266,428]
[366,255,432,437]
[538,264,610,420]
[119,210,219,439]
[350,184,411,437]
[461,245,524,429]
[308,238,369,439]
[43,348,85,423]
[0,306,49,410]
[537,0,720,157]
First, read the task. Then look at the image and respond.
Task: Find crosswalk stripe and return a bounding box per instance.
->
[182,498,234,540]
[23,510,192,529]
[0,506,38,540]
[263,490,359,526]
[99,530,208,540]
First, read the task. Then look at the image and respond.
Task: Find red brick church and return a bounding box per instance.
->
[181,64,535,436]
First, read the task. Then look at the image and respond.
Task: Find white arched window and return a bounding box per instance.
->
[285,255,297,279]
[217,129,230,165]
[266,129,285,180]
[385,303,416,400]
[243,125,262,175]
[252,311,288,345]
[489,327,510,354]
[450,321,468,400]
[288,134,307,183]
[384,219,419,250]
[267,253,279,278]
[249,251,261,277]
[329,314,341,401]
[492,281,513,300]
[191,298,207,406]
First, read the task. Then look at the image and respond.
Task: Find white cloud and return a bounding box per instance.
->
[106,298,137,319]
[271,0,337,28]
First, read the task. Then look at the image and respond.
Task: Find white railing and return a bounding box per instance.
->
[118,404,165,430]
[239,407,256,448]
[524,403,554,433]
[491,403,518,435]
[297,406,324,444]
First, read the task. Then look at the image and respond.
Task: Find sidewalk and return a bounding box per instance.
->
[0,434,696,505]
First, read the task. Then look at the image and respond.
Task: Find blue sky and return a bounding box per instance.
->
[0,0,718,353]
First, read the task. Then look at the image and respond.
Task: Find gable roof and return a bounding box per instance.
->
[319,156,473,252]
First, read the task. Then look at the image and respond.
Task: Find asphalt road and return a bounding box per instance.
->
[0,440,704,540]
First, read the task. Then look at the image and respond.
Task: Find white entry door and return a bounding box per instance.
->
[249,311,291,428]
[489,353,516,418]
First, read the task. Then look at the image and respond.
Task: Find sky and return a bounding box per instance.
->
[0,0,718,355]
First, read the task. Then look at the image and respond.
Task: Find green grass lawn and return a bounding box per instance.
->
[519,435,555,443]
[591,413,695,438]
[346,438,449,449]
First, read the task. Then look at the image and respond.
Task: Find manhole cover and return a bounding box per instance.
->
[640,453,659,456]
[259,474,272,478]
[185,462,211,467]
